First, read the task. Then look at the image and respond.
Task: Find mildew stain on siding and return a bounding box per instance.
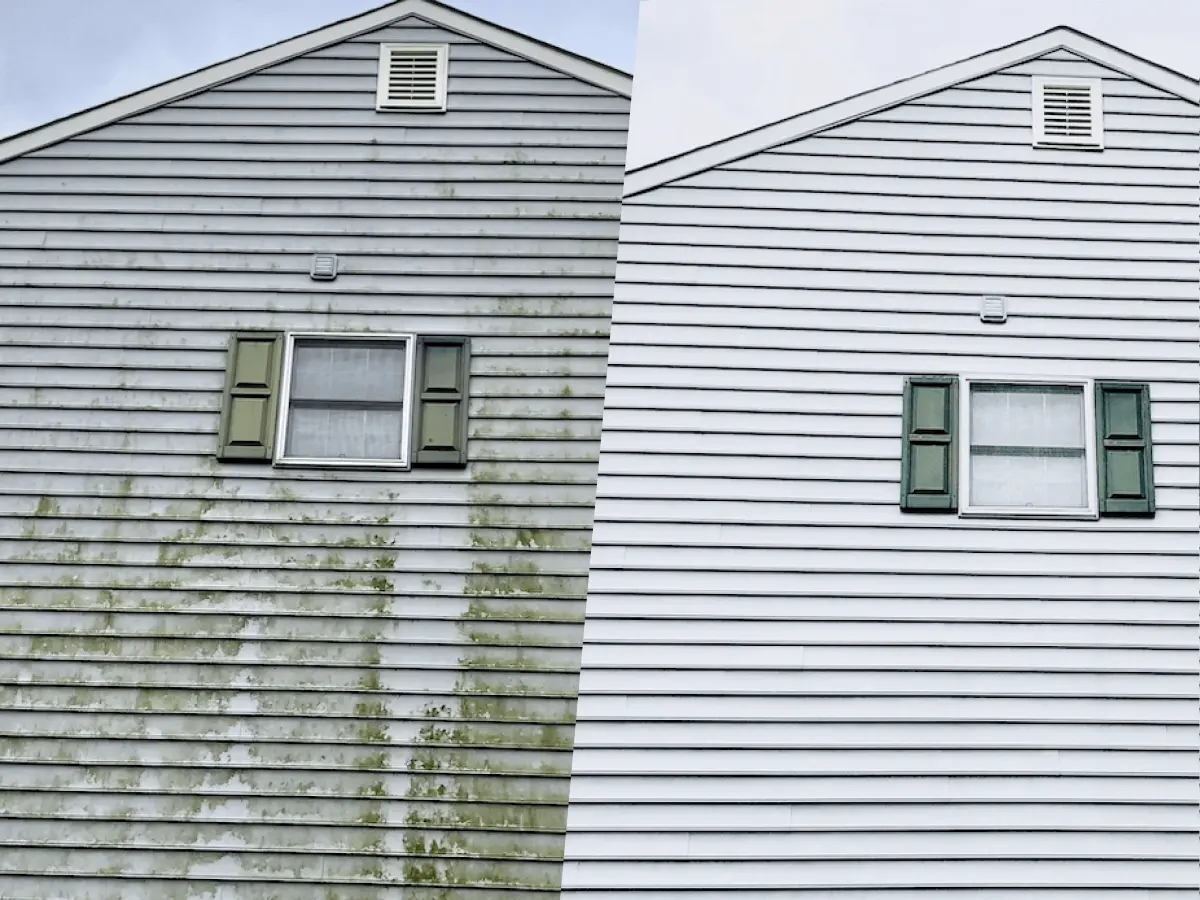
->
[396,470,591,893]
[3,464,595,894]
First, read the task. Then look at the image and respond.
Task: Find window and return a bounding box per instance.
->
[216,331,469,469]
[279,334,414,466]
[900,375,1155,518]
[961,379,1096,517]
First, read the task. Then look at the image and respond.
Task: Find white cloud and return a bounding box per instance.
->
[630,0,1200,167]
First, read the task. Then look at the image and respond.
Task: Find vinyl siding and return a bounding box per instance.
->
[0,14,626,899]
[562,51,1198,897]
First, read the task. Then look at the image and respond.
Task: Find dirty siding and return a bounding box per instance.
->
[0,14,627,899]
[562,51,1199,895]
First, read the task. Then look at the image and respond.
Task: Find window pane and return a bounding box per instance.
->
[291,339,407,404]
[286,406,405,460]
[970,452,1088,508]
[970,385,1084,448]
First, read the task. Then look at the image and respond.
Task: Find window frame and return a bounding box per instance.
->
[274,331,417,470]
[958,374,1099,520]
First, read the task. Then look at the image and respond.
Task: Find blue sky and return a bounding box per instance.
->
[1,0,1196,167]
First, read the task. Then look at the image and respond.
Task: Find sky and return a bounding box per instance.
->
[0,0,1196,168]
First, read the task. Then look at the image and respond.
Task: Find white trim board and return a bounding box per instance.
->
[0,0,633,164]
[624,25,1199,198]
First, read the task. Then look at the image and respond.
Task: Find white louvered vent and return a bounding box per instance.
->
[310,253,338,280]
[1032,76,1103,149]
[376,44,448,112]
[980,295,1007,324]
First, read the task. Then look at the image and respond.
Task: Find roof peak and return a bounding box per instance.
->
[625,24,1196,198]
[0,0,632,164]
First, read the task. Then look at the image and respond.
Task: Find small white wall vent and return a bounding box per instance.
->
[1032,76,1103,149]
[376,43,449,112]
[310,253,338,280]
[980,295,1007,324]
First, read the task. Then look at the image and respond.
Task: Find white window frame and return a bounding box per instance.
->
[274,332,417,469]
[376,43,449,113]
[958,375,1098,520]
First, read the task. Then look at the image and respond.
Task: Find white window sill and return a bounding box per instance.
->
[959,507,1099,521]
[274,457,411,471]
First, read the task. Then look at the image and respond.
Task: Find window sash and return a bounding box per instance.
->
[968,383,1085,451]
[289,338,408,404]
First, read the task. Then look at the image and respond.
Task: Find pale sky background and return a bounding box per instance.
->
[0,0,1196,168]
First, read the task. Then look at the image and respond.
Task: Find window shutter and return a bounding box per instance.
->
[412,336,469,468]
[217,332,283,462]
[1095,382,1155,516]
[900,376,958,512]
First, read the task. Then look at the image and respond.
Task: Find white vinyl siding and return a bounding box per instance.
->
[0,13,627,899]
[562,49,1198,898]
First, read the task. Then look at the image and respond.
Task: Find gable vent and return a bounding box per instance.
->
[1032,76,1102,149]
[376,43,448,112]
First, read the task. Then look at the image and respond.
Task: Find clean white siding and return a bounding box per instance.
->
[563,50,1198,897]
[0,14,626,899]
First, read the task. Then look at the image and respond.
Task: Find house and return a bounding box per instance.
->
[0,0,629,895]
[561,27,1198,896]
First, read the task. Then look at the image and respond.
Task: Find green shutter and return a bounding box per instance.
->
[900,376,958,512]
[217,332,283,462]
[1095,381,1155,517]
[412,336,469,468]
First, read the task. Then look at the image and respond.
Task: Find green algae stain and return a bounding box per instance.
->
[34,496,60,517]
[469,528,566,551]
[371,553,397,570]
[10,386,591,896]
[397,481,591,892]
[346,580,392,850]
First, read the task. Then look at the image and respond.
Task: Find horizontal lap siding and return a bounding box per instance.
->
[0,15,626,900]
[562,52,1199,897]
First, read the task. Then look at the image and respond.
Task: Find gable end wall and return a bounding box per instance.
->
[562,49,1199,897]
[0,14,628,898]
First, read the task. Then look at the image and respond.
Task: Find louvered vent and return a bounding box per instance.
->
[310,253,338,280]
[1032,76,1102,149]
[376,44,448,112]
